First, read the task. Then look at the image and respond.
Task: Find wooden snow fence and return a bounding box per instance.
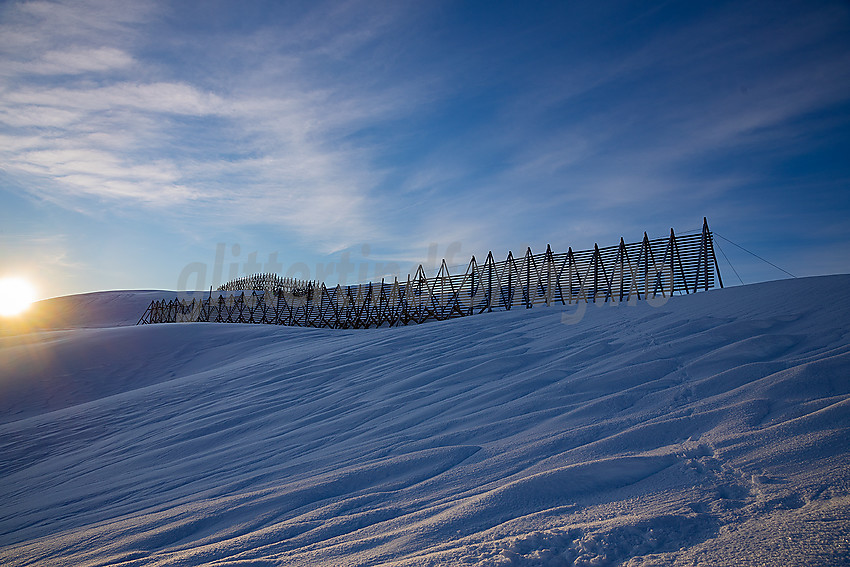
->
[137,218,723,329]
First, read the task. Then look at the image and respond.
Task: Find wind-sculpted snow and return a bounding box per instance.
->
[1,276,849,565]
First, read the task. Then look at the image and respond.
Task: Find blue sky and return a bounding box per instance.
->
[1,0,849,299]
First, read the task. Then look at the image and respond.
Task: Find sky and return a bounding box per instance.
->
[1,0,849,300]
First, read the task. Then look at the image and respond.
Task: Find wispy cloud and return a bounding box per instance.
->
[1,0,848,288]
[11,47,135,75]
[4,83,226,115]
[0,0,447,253]
[419,1,850,245]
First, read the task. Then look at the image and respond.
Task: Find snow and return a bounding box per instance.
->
[1,275,849,566]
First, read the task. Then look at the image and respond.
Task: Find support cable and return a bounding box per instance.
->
[714,239,745,286]
[714,233,797,279]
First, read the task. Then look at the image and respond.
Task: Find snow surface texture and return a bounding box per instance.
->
[1,276,849,566]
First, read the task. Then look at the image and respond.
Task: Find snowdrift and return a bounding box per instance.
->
[1,276,849,566]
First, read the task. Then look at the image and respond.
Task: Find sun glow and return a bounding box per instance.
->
[0,277,37,317]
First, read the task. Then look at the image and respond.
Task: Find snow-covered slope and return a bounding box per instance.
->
[1,276,849,566]
[0,290,201,335]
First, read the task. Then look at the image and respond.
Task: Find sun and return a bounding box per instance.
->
[0,277,37,317]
